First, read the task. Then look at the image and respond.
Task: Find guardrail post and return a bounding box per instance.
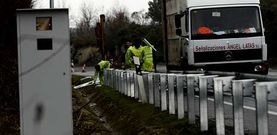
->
[187,75,195,124]
[239,79,255,96]
[154,73,161,107]
[104,69,107,86]
[255,83,268,135]
[232,80,244,135]
[168,74,176,114]
[263,82,277,101]
[160,74,167,111]
[221,76,235,93]
[119,70,122,93]
[134,74,139,99]
[123,72,127,95]
[130,72,135,98]
[109,69,113,87]
[115,70,119,91]
[143,73,149,102]
[176,75,185,119]
[113,70,116,89]
[199,76,210,131]
[214,78,225,135]
[118,70,121,91]
[109,69,113,88]
[127,72,131,97]
[148,73,154,104]
[137,74,148,103]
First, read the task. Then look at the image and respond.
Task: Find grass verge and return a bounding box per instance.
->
[72,75,221,135]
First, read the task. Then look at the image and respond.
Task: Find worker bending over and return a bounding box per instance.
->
[94,60,111,85]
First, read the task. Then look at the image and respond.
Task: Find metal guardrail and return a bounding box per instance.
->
[104,69,277,135]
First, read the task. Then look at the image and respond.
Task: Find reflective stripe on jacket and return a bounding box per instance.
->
[142,46,154,71]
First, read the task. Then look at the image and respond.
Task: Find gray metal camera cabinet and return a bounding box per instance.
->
[17,9,73,135]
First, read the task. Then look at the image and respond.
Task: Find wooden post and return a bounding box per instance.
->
[100,14,106,59]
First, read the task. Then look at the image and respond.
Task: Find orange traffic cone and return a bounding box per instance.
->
[82,64,86,72]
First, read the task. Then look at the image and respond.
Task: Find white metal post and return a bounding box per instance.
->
[176,75,185,119]
[214,78,225,135]
[256,83,268,135]
[232,80,244,135]
[50,0,54,8]
[160,74,167,111]
[168,74,176,114]
[187,75,195,124]
[148,73,154,104]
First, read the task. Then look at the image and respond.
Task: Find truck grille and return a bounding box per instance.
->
[194,49,262,63]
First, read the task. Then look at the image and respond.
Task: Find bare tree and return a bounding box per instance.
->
[131,10,150,25]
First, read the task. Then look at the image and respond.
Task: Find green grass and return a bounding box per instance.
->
[93,86,206,135]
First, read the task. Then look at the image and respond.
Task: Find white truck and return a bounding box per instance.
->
[165,0,268,74]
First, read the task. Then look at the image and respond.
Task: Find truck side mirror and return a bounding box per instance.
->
[175,14,183,28]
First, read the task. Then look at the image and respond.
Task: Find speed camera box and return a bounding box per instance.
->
[17,9,73,135]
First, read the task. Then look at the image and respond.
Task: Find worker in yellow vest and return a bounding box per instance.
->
[141,46,154,71]
[94,60,111,85]
[125,37,143,69]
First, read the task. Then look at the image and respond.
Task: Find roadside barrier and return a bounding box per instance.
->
[104,69,276,135]
[82,64,86,72]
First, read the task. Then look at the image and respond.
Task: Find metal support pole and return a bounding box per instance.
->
[109,69,112,87]
[131,72,135,97]
[121,71,125,94]
[115,70,119,91]
[143,73,149,102]
[137,75,148,103]
[214,78,225,135]
[104,69,107,86]
[126,72,129,96]
[123,72,127,95]
[168,74,176,114]
[160,74,167,111]
[187,75,195,124]
[117,71,121,91]
[50,0,54,8]
[111,70,114,89]
[119,71,123,93]
[134,74,139,99]
[176,75,185,119]
[154,73,161,107]
[256,83,268,135]
[199,76,209,131]
[113,70,116,89]
[232,81,244,135]
[148,73,154,104]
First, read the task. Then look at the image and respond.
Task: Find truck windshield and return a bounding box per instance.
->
[191,7,262,40]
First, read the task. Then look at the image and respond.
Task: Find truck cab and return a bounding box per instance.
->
[168,0,268,74]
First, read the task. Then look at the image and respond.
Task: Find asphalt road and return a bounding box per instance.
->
[189,94,277,134]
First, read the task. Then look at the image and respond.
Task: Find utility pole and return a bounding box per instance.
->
[100,14,106,59]
[160,0,168,63]
[50,0,54,8]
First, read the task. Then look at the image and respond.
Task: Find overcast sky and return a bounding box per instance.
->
[34,0,152,27]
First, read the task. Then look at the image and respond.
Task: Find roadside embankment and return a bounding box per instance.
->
[72,75,221,135]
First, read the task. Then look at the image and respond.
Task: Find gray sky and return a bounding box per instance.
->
[34,0,152,27]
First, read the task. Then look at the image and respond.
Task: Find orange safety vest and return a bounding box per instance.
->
[198,26,213,34]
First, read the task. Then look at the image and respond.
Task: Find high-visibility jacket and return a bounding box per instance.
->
[142,46,154,71]
[125,46,143,68]
[94,60,110,85]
